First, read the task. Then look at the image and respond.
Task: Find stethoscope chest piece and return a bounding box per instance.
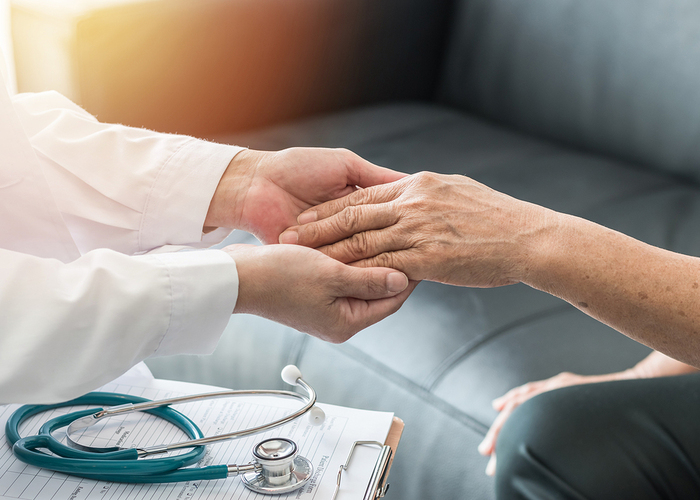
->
[241,438,313,494]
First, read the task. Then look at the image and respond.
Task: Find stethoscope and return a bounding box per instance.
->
[6,365,326,495]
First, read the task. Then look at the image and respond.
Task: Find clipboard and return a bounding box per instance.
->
[332,416,404,500]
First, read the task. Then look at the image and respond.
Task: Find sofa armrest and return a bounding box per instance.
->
[12,0,452,137]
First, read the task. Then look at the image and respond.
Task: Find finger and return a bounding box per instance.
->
[319,228,410,266]
[332,184,358,200]
[297,182,403,224]
[343,251,415,280]
[281,203,399,249]
[336,266,410,300]
[485,454,497,476]
[478,402,517,457]
[492,381,546,410]
[343,152,408,188]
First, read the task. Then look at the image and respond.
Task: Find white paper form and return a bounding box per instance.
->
[0,376,394,500]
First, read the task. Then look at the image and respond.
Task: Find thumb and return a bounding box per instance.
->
[344,154,408,188]
[335,265,409,300]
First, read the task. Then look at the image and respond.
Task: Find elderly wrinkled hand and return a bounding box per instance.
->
[280,172,552,288]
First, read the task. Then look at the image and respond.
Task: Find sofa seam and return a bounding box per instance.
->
[300,340,490,435]
[425,303,573,391]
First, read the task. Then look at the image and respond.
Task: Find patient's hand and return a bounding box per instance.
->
[478,351,699,476]
[223,244,415,343]
[205,148,406,244]
[280,172,551,287]
[478,371,625,476]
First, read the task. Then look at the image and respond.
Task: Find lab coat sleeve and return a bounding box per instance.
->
[9,91,245,255]
[0,246,238,405]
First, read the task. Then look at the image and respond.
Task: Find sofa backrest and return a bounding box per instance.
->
[439,0,700,181]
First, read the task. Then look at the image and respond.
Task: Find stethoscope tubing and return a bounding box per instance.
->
[7,392,216,482]
[6,372,319,485]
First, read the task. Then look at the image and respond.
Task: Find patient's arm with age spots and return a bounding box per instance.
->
[283,172,700,367]
[529,214,700,365]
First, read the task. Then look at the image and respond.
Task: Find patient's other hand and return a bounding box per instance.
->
[223,244,415,343]
[477,371,621,476]
[478,351,699,476]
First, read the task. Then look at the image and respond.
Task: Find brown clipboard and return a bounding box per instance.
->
[382,417,404,483]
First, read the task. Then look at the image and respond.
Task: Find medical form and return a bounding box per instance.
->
[0,374,395,500]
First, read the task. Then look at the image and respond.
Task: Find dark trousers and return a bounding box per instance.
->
[496,373,700,499]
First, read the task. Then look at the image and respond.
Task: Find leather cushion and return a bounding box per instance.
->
[439,0,700,181]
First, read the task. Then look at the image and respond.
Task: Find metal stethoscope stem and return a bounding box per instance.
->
[66,377,320,457]
[7,365,324,494]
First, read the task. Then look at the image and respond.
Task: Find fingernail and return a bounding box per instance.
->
[279,231,298,244]
[386,272,408,293]
[485,455,497,476]
[298,211,317,224]
[478,439,490,456]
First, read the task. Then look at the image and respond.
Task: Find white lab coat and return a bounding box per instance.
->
[0,59,243,404]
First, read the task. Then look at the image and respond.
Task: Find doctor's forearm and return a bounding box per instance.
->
[0,248,237,404]
[521,213,700,367]
[13,90,244,254]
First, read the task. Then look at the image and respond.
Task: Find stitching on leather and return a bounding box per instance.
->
[298,340,490,435]
[424,304,572,391]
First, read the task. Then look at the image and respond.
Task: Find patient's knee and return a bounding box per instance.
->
[494,384,604,500]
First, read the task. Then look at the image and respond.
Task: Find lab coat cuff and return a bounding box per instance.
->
[146,249,238,357]
[140,139,245,251]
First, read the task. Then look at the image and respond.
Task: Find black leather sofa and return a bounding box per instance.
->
[133,0,700,498]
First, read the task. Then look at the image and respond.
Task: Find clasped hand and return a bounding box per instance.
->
[205,147,415,342]
[277,170,556,475]
[280,171,552,288]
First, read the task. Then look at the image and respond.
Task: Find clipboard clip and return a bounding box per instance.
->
[331,441,393,500]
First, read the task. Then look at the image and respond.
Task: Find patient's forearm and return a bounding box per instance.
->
[525,213,700,367]
[288,172,700,365]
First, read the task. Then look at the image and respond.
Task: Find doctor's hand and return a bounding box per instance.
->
[205,148,406,244]
[280,172,550,287]
[222,244,416,342]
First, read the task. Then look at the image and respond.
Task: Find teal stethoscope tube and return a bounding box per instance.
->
[6,392,229,483]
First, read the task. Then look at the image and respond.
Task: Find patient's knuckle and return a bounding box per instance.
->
[348,232,370,257]
[301,222,322,243]
[373,252,397,270]
[356,188,377,205]
[413,171,437,187]
[339,207,361,232]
